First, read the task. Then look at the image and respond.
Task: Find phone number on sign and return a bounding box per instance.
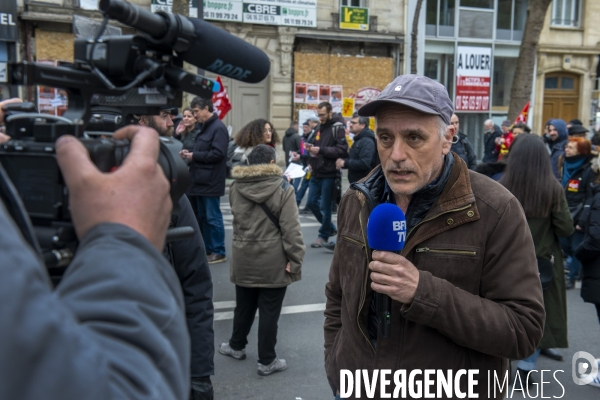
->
[456,95,489,111]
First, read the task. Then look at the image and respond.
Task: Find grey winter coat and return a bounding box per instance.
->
[229,164,305,287]
[0,202,189,400]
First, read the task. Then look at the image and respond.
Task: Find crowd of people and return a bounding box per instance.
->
[2,71,600,400]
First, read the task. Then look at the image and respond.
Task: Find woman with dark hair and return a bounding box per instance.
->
[499,134,574,386]
[233,119,280,164]
[559,137,596,289]
[174,107,200,154]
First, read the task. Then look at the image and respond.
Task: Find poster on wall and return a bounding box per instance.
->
[294,82,306,103]
[342,98,355,118]
[455,46,491,112]
[298,109,318,126]
[319,84,330,102]
[353,87,382,112]
[37,60,68,116]
[330,85,342,105]
[306,84,319,104]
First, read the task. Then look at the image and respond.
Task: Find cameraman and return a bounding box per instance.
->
[0,99,190,399]
[137,110,216,400]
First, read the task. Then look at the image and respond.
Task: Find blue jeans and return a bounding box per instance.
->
[291,177,301,192]
[306,176,336,240]
[517,348,541,371]
[560,230,585,281]
[296,175,310,206]
[194,196,226,256]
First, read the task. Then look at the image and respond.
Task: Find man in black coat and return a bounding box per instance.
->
[482,119,502,163]
[138,110,216,400]
[450,113,477,169]
[576,182,600,325]
[167,196,215,400]
[181,97,229,265]
[336,113,376,183]
[283,120,301,168]
[305,102,348,248]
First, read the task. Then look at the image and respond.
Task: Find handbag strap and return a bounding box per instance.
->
[259,203,281,232]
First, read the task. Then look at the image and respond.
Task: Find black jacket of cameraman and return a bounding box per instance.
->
[164,195,214,379]
[187,114,229,197]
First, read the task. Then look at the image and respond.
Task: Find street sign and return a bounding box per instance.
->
[340,6,369,31]
[0,0,18,42]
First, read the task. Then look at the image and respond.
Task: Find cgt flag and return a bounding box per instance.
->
[212,76,232,120]
[514,101,529,125]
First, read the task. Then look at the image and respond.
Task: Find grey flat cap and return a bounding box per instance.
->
[358,74,453,125]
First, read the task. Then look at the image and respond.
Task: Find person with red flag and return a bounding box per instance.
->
[212,76,232,120]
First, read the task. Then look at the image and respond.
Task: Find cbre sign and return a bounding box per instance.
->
[0,0,18,42]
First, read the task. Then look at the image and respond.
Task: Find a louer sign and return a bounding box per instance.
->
[0,0,18,42]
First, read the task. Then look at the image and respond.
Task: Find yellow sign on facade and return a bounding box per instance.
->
[369,117,375,131]
[340,6,369,31]
[342,98,355,118]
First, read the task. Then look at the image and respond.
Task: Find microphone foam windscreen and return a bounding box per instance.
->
[182,18,271,84]
[367,203,407,252]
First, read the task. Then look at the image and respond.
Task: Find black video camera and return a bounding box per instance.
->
[0,0,270,275]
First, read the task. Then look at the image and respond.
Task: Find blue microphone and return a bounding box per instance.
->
[367,203,407,338]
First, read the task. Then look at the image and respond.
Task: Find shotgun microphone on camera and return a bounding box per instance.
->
[99,0,271,83]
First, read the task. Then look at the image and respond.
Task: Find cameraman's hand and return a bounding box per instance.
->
[0,132,10,144]
[56,126,172,251]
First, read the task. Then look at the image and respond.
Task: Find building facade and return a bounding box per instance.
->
[408,0,600,158]
[408,0,529,158]
[535,0,600,134]
[7,0,405,135]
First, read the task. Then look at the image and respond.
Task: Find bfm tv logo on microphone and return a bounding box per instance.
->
[392,220,406,243]
[572,351,599,386]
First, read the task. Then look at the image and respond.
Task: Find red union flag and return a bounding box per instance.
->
[455,46,491,112]
[514,101,530,124]
[212,76,232,120]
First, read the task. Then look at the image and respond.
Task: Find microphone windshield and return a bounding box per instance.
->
[367,203,407,252]
[181,18,271,84]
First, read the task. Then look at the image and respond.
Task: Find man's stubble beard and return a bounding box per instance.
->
[146,117,173,137]
[384,155,444,197]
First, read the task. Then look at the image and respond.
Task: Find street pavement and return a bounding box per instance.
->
[208,188,600,400]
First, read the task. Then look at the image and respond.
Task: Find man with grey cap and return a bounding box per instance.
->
[324,75,545,398]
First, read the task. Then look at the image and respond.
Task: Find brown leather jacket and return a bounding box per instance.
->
[324,158,545,399]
